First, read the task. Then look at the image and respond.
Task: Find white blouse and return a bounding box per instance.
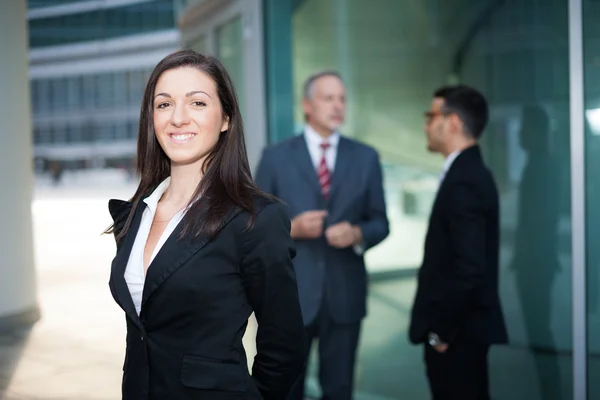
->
[123,177,187,315]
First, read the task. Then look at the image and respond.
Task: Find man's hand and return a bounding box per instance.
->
[428,333,449,353]
[325,222,362,249]
[291,210,328,239]
[433,343,448,353]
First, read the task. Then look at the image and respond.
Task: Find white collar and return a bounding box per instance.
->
[442,150,461,174]
[304,124,340,148]
[143,177,171,215]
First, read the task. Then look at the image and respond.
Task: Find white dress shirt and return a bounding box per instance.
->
[439,150,462,185]
[304,124,340,171]
[124,177,188,315]
[303,125,365,255]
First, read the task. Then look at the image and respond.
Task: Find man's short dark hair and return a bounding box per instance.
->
[303,71,344,99]
[433,85,489,139]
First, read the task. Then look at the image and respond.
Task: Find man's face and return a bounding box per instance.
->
[424,97,449,153]
[303,75,346,135]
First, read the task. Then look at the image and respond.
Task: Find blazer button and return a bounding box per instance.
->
[141,335,144,341]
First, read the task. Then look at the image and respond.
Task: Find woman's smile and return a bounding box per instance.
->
[168,132,197,144]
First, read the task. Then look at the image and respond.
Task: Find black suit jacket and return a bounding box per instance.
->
[108,196,306,400]
[255,135,389,325]
[409,146,508,345]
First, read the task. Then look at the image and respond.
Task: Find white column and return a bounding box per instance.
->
[0,1,39,326]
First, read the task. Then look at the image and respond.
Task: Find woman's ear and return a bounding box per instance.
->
[221,116,229,133]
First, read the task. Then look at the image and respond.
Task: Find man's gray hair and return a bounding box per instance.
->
[303,70,344,100]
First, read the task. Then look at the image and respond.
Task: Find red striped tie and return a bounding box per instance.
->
[318,143,331,198]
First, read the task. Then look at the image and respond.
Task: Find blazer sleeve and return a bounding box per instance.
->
[240,201,306,400]
[357,151,389,250]
[254,148,277,196]
[431,180,487,342]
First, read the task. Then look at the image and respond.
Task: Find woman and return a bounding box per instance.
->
[106,50,305,400]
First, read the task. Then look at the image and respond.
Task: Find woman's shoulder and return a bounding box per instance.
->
[107,199,133,233]
[230,195,290,231]
[252,194,291,221]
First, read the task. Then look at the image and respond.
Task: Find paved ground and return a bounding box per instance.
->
[0,180,589,399]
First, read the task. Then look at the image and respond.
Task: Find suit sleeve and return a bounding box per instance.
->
[254,148,277,196]
[241,202,306,400]
[357,151,389,250]
[432,181,487,342]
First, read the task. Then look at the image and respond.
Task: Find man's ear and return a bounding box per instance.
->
[302,98,312,119]
[221,116,229,133]
[450,113,463,133]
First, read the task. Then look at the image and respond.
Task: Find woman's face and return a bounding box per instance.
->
[153,66,228,168]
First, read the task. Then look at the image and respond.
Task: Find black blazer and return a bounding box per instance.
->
[409,146,508,345]
[108,196,306,400]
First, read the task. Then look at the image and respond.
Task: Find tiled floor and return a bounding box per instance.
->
[0,184,588,399]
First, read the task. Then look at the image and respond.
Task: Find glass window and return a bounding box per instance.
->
[66,76,79,111]
[28,0,82,8]
[34,79,51,115]
[33,126,43,144]
[114,71,128,107]
[28,0,176,48]
[30,80,39,116]
[49,77,68,112]
[290,0,571,399]
[128,121,138,139]
[584,1,600,397]
[216,16,245,116]
[81,120,94,143]
[127,69,145,106]
[52,123,67,144]
[96,73,114,110]
[65,124,79,143]
[82,75,95,111]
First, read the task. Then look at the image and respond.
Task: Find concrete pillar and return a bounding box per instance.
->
[0,1,39,329]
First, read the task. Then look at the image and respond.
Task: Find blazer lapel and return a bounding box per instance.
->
[141,207,244,308]
[329,137,353,202]
[292,135,322,196]
[108,199,145,331]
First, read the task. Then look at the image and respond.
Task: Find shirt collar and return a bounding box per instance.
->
[304,124,340,148]
[442,150,461,174]
[143,177,171,215]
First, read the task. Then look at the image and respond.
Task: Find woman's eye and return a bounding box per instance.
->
[157,102,170,109]
[193,101,206,107]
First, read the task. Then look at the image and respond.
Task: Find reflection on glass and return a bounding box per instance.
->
[292,0,571,399]
[508,106,564,400]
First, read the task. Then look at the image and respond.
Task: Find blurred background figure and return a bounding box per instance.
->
[409,85,507,400]
[255,71,389,400]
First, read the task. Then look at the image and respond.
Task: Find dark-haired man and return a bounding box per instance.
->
[409,85,508,400]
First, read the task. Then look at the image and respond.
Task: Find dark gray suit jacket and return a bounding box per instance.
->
[255,134,389,325]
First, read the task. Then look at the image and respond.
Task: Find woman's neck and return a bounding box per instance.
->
[162,163,203,206]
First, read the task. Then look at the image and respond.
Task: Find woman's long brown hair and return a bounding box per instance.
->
[105,50,268,243]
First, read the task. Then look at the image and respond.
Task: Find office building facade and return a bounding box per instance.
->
[28,0,180,172]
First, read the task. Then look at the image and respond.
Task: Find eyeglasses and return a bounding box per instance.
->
[423,110,450,124]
